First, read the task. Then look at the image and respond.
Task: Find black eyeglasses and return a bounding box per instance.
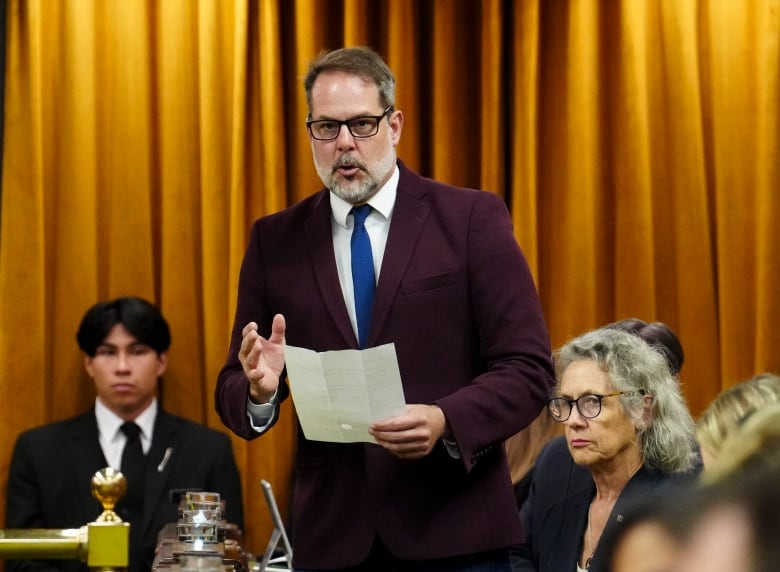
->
[547,392,624,422]
[306,106,393,141]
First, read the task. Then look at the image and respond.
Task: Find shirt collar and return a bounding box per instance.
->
[95,397,158,442]
[330,164,399,228]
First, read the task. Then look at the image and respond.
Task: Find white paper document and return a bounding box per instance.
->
[283,343,407,443]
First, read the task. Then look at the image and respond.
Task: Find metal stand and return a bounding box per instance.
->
[257,480,292,572]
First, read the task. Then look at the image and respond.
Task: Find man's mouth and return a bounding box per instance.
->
[336,165,361,177]
[112,383,135,392]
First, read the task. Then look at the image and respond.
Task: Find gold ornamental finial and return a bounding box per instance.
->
[91,467,127,523]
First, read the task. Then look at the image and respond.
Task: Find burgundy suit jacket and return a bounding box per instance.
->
[215,161,554,568]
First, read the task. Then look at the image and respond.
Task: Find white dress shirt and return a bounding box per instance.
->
[329,166,398,339]
[96,397,157,469]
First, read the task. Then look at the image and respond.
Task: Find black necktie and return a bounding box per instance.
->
[351,205,376,349]
[119,421,146,520]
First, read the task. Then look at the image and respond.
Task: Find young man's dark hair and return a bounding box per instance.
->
[76,296,171,356]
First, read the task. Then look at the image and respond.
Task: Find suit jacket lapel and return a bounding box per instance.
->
[305,189,358,346]
[70,411,110,520]
[590,467,662,570]
[371,166,430,345]
[555,477,593,572]
[140,410,179,536]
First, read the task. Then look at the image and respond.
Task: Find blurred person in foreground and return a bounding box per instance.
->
[5,296,244,572]
[510,328,700,572]
[700,398,780,484]
[695,372,780,468]
[672,400,780,572]
[671,463,780,572]
[214,45,555,571]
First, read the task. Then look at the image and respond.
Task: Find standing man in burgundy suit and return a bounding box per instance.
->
[215,46,554,572]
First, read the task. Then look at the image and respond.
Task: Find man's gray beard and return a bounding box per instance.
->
[315,153,396,205]
[325,173,378,204]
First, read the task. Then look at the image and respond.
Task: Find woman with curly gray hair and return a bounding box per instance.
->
[511,328,700,572]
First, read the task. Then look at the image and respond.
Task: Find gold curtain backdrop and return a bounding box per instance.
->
[1,0,778,555]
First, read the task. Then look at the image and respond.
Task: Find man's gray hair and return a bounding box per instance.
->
[304,46,396,113]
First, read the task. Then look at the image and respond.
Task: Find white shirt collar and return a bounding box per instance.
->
[95,396,157,445]
[329,165,399,228]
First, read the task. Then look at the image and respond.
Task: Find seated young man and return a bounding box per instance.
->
[5,296,244,572]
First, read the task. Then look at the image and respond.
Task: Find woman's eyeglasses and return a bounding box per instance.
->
[547,392,625,422]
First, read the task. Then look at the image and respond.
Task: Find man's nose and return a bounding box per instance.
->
[335,123,356,149]
[115,352,131,371]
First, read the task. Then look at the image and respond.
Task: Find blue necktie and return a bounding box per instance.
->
[351,205,376,349]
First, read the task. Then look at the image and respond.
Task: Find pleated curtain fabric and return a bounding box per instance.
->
[350,205,376,349]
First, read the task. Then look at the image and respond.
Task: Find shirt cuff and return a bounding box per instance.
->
[247,388,279,432]
[442,438,461,459]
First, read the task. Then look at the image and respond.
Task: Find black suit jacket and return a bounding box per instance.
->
[5,407,244,572]
[511,436,695,572]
